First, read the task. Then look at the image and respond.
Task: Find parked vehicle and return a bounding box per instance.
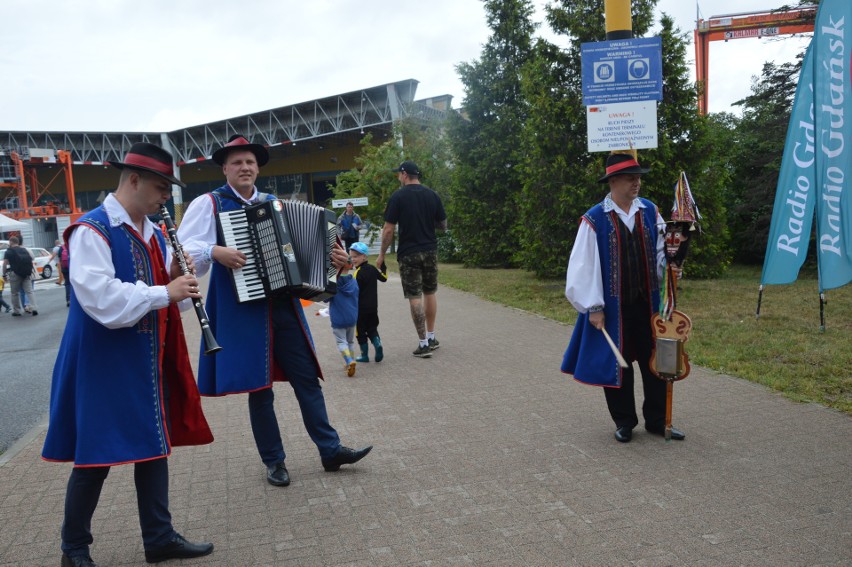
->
[0,247,58,279]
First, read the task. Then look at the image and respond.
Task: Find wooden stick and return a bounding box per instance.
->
[600,327,629,368]
[665,380,674,442]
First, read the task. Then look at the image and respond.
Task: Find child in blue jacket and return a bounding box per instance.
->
[327,269,359,376]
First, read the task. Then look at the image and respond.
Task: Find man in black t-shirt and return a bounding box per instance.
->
[376,161,447,358]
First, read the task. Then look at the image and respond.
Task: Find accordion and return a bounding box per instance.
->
[217,199,340,303]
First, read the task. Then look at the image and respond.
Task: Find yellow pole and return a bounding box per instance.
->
[604,0,636,156]
[604,0,633,40]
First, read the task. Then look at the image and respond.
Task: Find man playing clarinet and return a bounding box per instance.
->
[42,142,215,567]
[178,135,372,488]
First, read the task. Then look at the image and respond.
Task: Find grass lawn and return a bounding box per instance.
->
[384,259,851,415]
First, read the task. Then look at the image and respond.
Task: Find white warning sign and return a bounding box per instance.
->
[586,101,658,153]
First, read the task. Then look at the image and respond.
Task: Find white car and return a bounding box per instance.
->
[0,247,59,279]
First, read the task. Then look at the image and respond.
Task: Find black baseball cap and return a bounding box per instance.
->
[392,160,421,176]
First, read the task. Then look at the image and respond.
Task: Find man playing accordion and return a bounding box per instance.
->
[178,135,372,487]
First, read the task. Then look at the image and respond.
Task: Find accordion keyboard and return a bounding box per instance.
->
[217,210,266,302]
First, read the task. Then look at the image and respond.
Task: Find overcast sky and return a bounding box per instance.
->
[1,0,811,133]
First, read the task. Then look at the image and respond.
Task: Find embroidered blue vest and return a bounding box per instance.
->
[196,185,320,395]
[42,207,173,466]
[561,198,661,387]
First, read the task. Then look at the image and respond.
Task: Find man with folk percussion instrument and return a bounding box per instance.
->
[561,152,686,443]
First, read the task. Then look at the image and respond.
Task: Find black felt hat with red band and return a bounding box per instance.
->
[108,142,186,188]
[212,134,270,167]
[597,153,651,183]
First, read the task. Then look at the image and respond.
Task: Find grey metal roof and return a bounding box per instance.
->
[1,79,446,165]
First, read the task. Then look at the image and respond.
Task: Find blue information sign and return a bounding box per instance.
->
[581,36,663,105]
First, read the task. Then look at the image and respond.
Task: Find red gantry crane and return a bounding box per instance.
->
[0,148,82,219]
[695,5,817,114]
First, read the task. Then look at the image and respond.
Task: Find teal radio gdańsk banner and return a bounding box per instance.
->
[760,43,815,285]
[762,0,852,291]
[813,0,852,291]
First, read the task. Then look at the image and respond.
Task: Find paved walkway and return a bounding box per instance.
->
[1,274,850,566]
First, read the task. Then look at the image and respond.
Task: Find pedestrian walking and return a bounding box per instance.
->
[337,202,362,251]
[0,275,11,313]
[49,239,65,286]
[327,268,360,376]
[2,236,38,316]
[350,242,387,362]
[41,142,215,567]
[376,160,447,358]
[177,134,372,487]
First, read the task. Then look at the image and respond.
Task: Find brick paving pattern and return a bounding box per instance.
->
[1,274,849,566]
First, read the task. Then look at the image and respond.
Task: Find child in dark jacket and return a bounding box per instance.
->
[349,243,387,362]
[0,277,11,313]
[328,270,359,376]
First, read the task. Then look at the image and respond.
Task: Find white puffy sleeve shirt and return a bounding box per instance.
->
[565,195,666,314]
[69,193,176,329]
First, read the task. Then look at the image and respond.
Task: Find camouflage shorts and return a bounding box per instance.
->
[398,250,438,298]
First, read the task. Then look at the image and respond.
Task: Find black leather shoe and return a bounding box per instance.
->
[321,445,373,472]
[614,426,633,443]
[266,461,290,486]
[645,425,686,440]
[144,534,214,563]
[62,554,98,567]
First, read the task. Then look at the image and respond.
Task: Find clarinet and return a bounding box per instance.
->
[160,205,222,355]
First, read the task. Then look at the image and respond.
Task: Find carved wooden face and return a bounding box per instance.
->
[665,223,691,266]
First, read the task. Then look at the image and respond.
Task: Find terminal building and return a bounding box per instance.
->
[0,79,450,248]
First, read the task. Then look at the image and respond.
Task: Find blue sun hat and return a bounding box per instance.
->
[349,242,369,256]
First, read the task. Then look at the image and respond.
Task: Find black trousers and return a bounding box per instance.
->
[61,458,174,558]
[248,297,341,466]
[603,302,667,430]
[356,312,380,344]
[62,267,71,302]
